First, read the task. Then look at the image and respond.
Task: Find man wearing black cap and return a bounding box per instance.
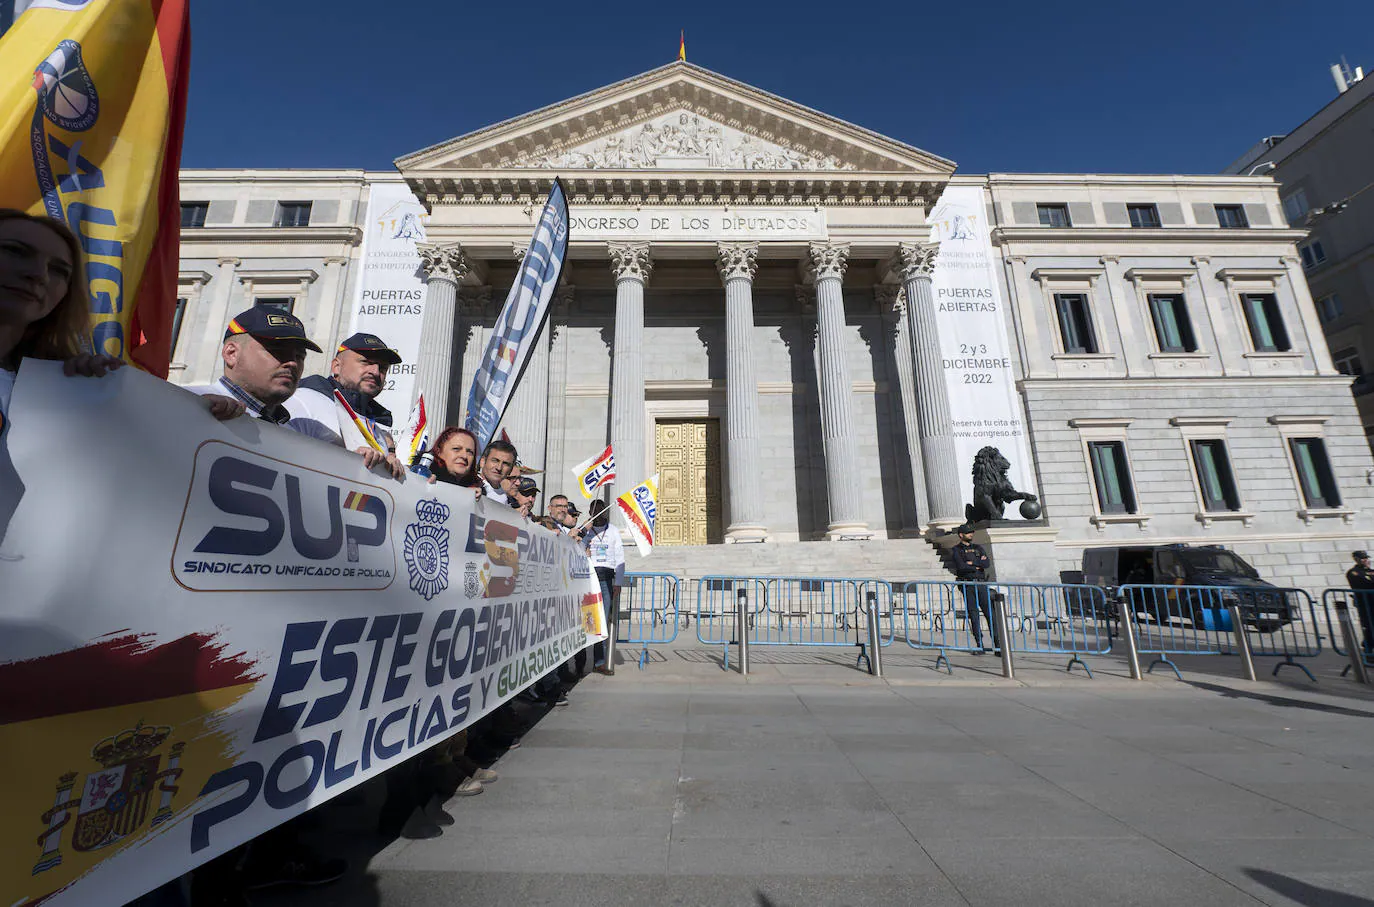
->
[1346,550,1374,654]
[951,524,997,654]
[287,332,406,479]
[188,310,395,477]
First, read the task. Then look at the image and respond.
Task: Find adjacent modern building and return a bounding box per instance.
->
[1226,63,1374,441]
[171,62,1374,590]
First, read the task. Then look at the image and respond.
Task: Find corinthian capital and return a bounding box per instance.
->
[716,242,759,283]
[416,242,469,284]
[895,241,940,282]
[608,242,653,283]
[808,242,850,281]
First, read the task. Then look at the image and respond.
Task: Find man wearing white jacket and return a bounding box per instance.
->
[581,498,624,672]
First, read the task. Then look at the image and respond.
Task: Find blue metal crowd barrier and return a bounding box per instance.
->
[996,582,1114,676]
[1119,584,1320,680]
[900,581,1112,675]
[1321,588,1374,677]
[695,575,894,671]
[618,572,682,669]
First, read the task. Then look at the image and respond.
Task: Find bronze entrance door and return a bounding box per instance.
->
[653,419,723,546]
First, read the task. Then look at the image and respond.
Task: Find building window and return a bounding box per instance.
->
[274,202,312,228]
[1299,239,1327,270]
[1317,293,1343,323]
[1037,204,1071,227]
[1240,293,1290,352]
[1282,189,1310,225]
[180,202,208,228]
[1054,293,1098,354]
[1147,294,1197,352]
[1215,204,1248,229]
[171,297,188,357]
[1333,347,1363,376]
[254,296,295,314]
[1088,441,1136,514]
[1190,439,1241,511]
[1288,437,1341,508]
[1127,204,1161,228]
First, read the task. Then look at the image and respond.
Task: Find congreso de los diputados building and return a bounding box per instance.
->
[167,62,1374,590]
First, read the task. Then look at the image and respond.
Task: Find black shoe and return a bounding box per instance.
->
[242,848,347,890]
[553,691,570,707]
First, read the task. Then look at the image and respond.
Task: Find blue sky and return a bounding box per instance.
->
[181,0,1374,175]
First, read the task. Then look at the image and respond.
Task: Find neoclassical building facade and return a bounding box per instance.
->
[171,63,1374,590]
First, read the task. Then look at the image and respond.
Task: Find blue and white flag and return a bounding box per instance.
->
[464,179,569,451]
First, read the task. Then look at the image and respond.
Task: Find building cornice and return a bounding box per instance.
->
[1021,376,1349,390]
[992,227,1308,244]
[406,170,943,210]
[179,226,362,244]
[986,173,1282,189]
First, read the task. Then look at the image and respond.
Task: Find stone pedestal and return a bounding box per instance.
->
[935,522,1062,585]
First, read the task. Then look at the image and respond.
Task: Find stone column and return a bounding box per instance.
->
[608,243,652,494]
[897,241,963,527]
[544,286,575,487]
[199,257,240,383]
[717,242,769,542]
[809,242,870,539]
[414,243,469,430]
[877,284,930,532]
[305,256,348,377]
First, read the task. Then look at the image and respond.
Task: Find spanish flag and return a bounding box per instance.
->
[0,0,191,379]
[678,30,685,62]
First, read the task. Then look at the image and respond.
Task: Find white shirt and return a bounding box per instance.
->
[186,378,336,444]
[481,478,511,505]
[285,384,395,453]
[582,522,626,586]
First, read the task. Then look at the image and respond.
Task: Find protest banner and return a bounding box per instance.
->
[0,362,605,906]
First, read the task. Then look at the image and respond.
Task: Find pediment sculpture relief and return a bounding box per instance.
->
[512,111,857,171]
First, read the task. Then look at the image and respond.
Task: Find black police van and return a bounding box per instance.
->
[1082,544,1294,632]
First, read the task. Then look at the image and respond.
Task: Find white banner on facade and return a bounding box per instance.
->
[0,363,605,906]
[929,184,1036,514]
[348,180,429,416]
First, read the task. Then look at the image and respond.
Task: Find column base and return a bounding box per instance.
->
[725,524,770,544]
[825,523,873,541]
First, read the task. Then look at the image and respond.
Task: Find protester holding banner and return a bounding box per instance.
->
[429,426,481,486]
[286,331,406,478]
[0,211,236,420]
[478,438,519,503]
[582,499,626,671]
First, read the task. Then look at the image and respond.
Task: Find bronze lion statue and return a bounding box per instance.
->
[966,446,1039,523]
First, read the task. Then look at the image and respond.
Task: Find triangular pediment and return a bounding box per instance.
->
[397,62,955,176]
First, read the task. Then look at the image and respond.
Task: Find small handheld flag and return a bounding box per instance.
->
[616,474,659,558]
[572,445,616,499]
[333,389,387,453]
[399,394,428,465]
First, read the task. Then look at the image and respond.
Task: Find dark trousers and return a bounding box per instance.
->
[959,581,995,650]
[1355,590,1374,653]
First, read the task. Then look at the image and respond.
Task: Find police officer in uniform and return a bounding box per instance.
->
[951,524,997,654]
[1346,550,1374,655]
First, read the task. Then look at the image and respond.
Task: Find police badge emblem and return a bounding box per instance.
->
[403,498,450,601]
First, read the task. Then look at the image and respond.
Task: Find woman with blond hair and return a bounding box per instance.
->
[0,209,243,430]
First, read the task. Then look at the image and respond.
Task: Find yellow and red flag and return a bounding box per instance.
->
[0,0,191,378]
[678,30,686,62]
[615,473,659,557]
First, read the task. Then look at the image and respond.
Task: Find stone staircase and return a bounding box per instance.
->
[625,537,955,583]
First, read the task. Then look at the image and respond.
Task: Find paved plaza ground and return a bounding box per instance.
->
[264,642,1374,907]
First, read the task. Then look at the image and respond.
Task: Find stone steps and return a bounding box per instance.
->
[625,537,955,583]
